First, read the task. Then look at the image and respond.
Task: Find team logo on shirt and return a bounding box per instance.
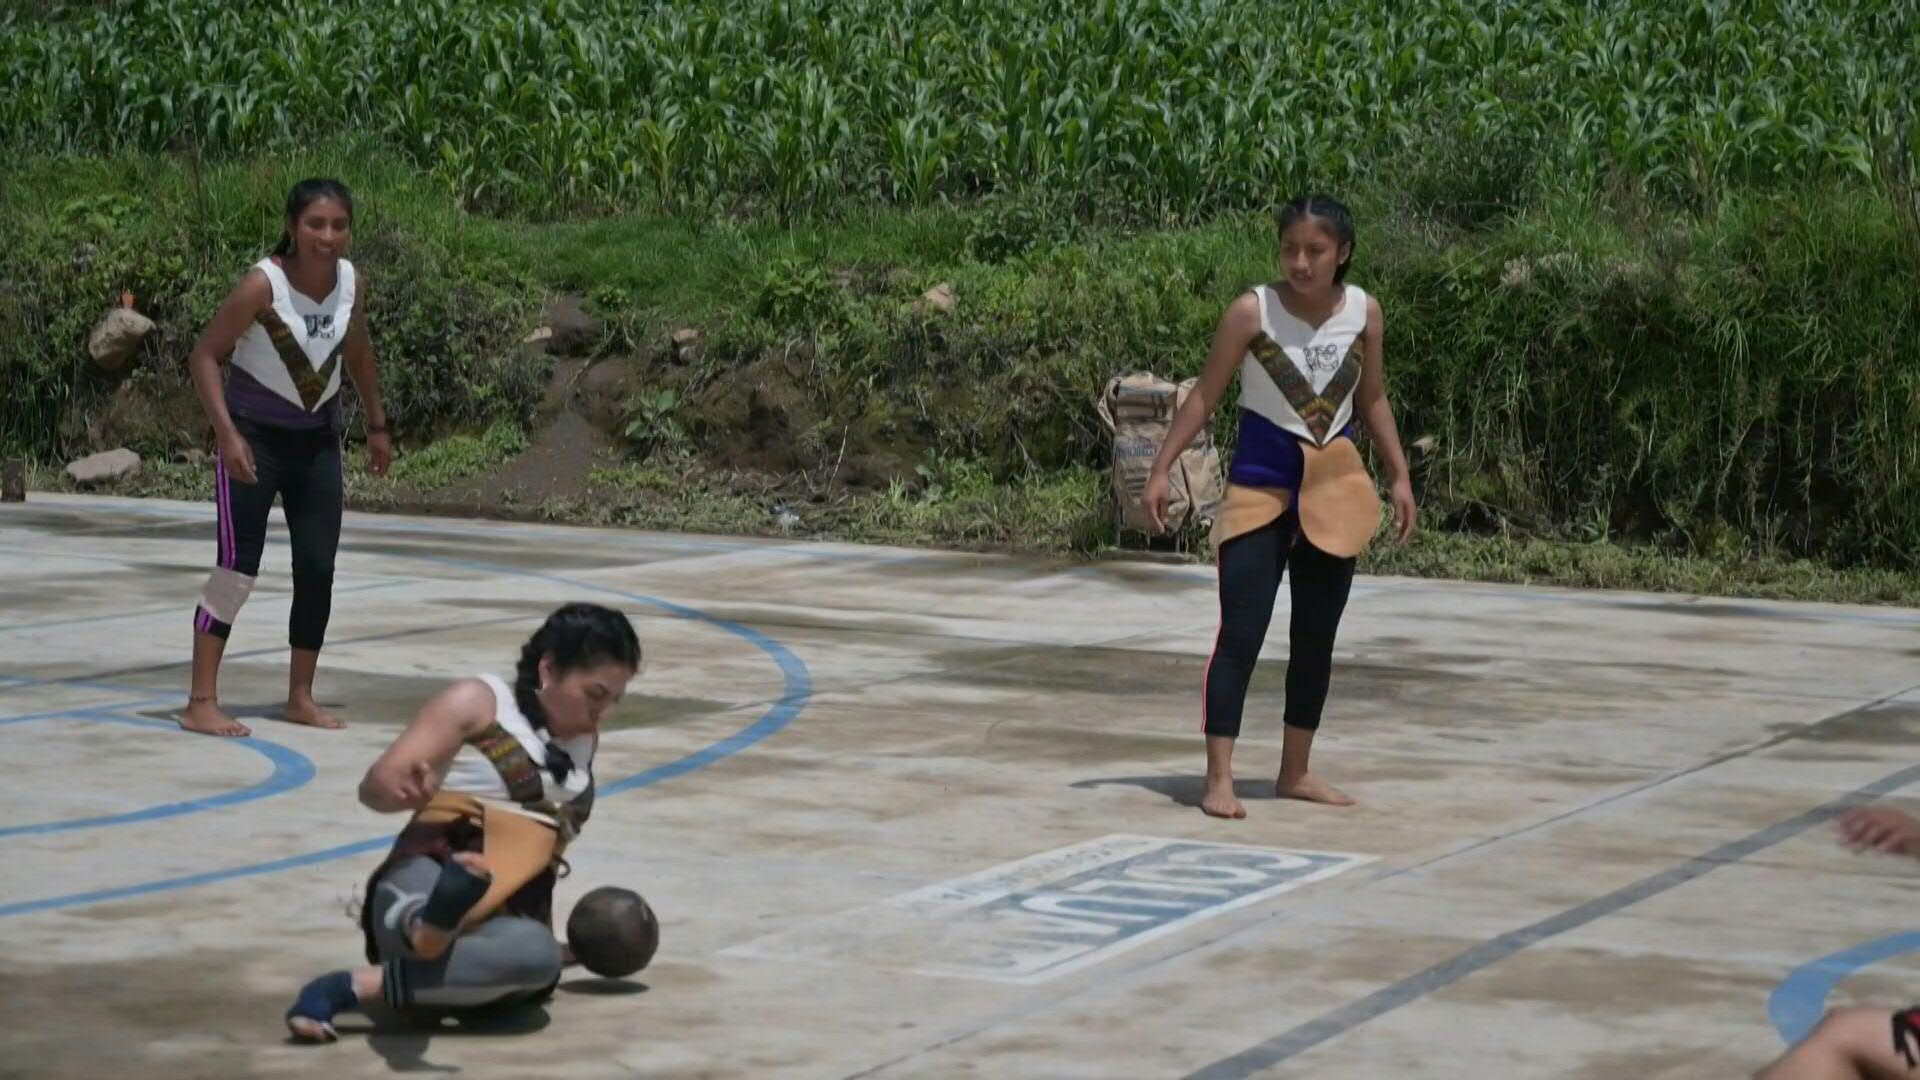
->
[1249,332,1362,445]
[304,313,336,339]
[255,308,348,411]
[1301,342,1344,373]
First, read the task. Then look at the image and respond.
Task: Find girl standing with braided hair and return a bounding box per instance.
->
[1142,194,1417,820]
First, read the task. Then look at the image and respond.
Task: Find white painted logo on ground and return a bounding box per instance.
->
[722,834,1373,984]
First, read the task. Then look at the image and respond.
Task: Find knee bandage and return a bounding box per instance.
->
[198,568,256,625]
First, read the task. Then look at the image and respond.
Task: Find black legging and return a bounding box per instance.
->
[1203,514,1356,738]
[194,417,343,651]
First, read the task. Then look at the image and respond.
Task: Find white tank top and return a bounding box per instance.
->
[229,257,355,413]
[1238,283,1368,447]
[440,673,596,821]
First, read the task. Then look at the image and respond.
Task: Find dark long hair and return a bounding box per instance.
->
[272,178,355,257]
[513,602,643,732]
[1276,194,1357,283]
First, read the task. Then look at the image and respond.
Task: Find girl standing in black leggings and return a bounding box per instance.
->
[180,179,392,737]
[1142,195,1416,819]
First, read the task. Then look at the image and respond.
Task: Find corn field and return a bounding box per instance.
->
[4,0,1915,216]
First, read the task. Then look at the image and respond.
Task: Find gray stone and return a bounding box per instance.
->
[87,307,155,371]
[66,448,140,485]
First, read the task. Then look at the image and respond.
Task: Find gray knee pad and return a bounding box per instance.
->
[492,922,564,989]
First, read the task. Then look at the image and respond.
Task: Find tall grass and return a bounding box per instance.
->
[6,145,1916,566]
[5,0,1919,570]
[3,0,1913,217]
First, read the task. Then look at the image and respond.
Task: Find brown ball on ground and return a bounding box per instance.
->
[566,886,659,978]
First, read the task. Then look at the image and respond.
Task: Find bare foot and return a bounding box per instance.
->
[285,1016,338,1043]
[1276,773,1356,806]
[179,698,250,737]
[1201,780,1247,819]
[284,697,345,730]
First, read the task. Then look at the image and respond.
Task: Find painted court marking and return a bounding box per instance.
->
[0,514,815,920]
[725,835,1374,985]
[11,494,1920,1071]
[0,712,315,840]
[1180,761,1920,1079]
[1770,931,1920,1045]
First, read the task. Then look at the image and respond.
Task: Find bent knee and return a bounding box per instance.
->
[490,924,563,988]
[199,568,256,624]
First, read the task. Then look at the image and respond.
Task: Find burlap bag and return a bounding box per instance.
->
[1094,373,1223,534]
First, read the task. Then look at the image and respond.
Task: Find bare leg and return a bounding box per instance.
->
[179,630,249,737]
[284,647,344,729]
[1201,735,1246,819]
[1754,1007,1917,1080]
[1276,723,1354,806]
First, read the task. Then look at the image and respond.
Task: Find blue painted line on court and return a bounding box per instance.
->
[0,835,396,919]
[385,554,815,799]
[0,712,314,839]
[0,558,813,920]
[1768,931,1920,1045]
[1180,761,1920,1079]
[551,588,806,797]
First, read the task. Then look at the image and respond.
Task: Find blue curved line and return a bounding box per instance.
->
[404,557,815,798]
[0,713,315,840]
[0,563,812,920]
[0,835,396,918]
[1769,931,1920,1044]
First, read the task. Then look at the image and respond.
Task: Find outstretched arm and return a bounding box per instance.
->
[1353,295,1416,543]
[342,273,392,476]
[1142,291,1260,532]
[188,270,271,484]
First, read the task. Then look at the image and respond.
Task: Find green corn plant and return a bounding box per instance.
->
[5,0,1919,219]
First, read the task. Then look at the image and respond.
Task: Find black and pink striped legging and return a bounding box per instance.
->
[1202,513,1356,738]
[194,417,343,651]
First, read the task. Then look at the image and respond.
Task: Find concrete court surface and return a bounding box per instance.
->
[3,492,1920,1079]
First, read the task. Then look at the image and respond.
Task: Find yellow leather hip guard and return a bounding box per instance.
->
[1296,438,1381,558]
[1211,439,1381,558]
[415,790,564,929]
[1210,484,1291,552]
